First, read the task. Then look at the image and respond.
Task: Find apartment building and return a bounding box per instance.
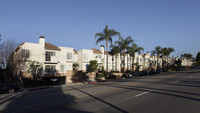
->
[12,36,77,82]
[11,36,193,84]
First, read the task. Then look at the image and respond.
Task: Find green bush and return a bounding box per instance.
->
[111,71,119,73]
[88,60,98,72]
[96,74,105,78]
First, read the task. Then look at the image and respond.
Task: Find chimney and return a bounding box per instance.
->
[147,52,150,56]
[100,45,105,54]
[39,36,45,48]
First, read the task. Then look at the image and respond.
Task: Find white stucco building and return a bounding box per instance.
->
[11,36,193,84]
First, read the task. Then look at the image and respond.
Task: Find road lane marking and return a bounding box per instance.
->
[134,90,152,97]
[171,81,179,84]
[2,82,143,113]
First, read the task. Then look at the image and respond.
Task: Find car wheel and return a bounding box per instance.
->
[8,88,15,93]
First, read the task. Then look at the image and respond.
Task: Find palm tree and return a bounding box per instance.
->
[95,25,120,74]
[181,53,193,59]
[127,43,144,72]
[166,47,175,67]
[110,45,120,71]
[161,47,168,69]
[115,36,133,72]
[151,46,162,71]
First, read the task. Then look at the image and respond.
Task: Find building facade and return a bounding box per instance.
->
[12,36,193,83]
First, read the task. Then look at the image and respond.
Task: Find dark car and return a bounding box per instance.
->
[142,70,149,76]
[149,69,162,75]
[122,73,133,78]
[149,70,157,75]
[0,82,20,93]
[129,71,143,77]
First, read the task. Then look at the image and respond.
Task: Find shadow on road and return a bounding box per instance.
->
[0,87,91,113]
[94,82,200,102]
[70,86,129,113]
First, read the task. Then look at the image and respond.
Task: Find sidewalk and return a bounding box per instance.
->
[25,78,121,91]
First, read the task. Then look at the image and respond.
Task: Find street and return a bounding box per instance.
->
[1,70,200,113]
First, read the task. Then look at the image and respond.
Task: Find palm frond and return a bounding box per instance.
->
[95,37,105,45]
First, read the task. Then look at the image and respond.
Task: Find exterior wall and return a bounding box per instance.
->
[77,49,94,71]
[14,36,194,82]
[16,38,76,80]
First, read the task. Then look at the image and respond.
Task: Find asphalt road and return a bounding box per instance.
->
[1,70,200,113]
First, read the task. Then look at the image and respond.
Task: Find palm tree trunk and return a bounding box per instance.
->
[106,41,109,76]
[127,54,129,71]
[132,56,135,72]
[157,55,159,71]
[112,55,114,71]
[167,56,169,68]
[123,50,125,72]
[115,55,117,71]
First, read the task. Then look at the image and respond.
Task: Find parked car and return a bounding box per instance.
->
[149,69,160,75]
[0,82,20,94]
[122,73,133,78]
[142,70,149,76]
[129,71,143,77]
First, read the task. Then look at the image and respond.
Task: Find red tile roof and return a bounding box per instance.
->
[45,43,61,51]
[92,48,103,54]
[73,49,78,54]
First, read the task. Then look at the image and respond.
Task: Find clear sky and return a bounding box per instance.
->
[0,0,199,57]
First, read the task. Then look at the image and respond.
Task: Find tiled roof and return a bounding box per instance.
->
[92,48,103,54]
[45,43,61,51]
[15,42,25,52]
[73,49,78,54]
[142,54,146,57]
[104,51,112,55]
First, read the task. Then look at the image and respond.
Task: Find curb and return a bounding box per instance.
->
[28,86,52,91]
[26,79,120,90]
[88,81,99,84]
[88,78,121,84]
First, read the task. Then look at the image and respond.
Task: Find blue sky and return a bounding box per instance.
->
[0,0,199,57]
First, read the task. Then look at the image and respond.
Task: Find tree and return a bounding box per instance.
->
[196,52,200,65]
[27,61,43,80]
[88,60,98,72]
[161,47,175,69]
[95,25,120,75]
[134,62,141,72]
[175,59,182,68]
[181,53,193,59]
[151,46,162,71]
[161,47,168,69]
[7,44,30,82]
[72,62,79,71]
[127,43,144,71]
[110,45,120,71]
[165,47,175,67]
[115,36,133,72]
[0,39,18,69]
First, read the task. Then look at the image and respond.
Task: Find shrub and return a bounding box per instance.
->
[96,74,105,78]
[88,60,98,72]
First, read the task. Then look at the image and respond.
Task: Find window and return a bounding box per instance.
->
[67,52,72,60]
[60,65,66,73]
[95,55,101,59]
[45,51,56,61]
[84,54,88,60]
[21,49,30,58]
[45,65,56,73]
